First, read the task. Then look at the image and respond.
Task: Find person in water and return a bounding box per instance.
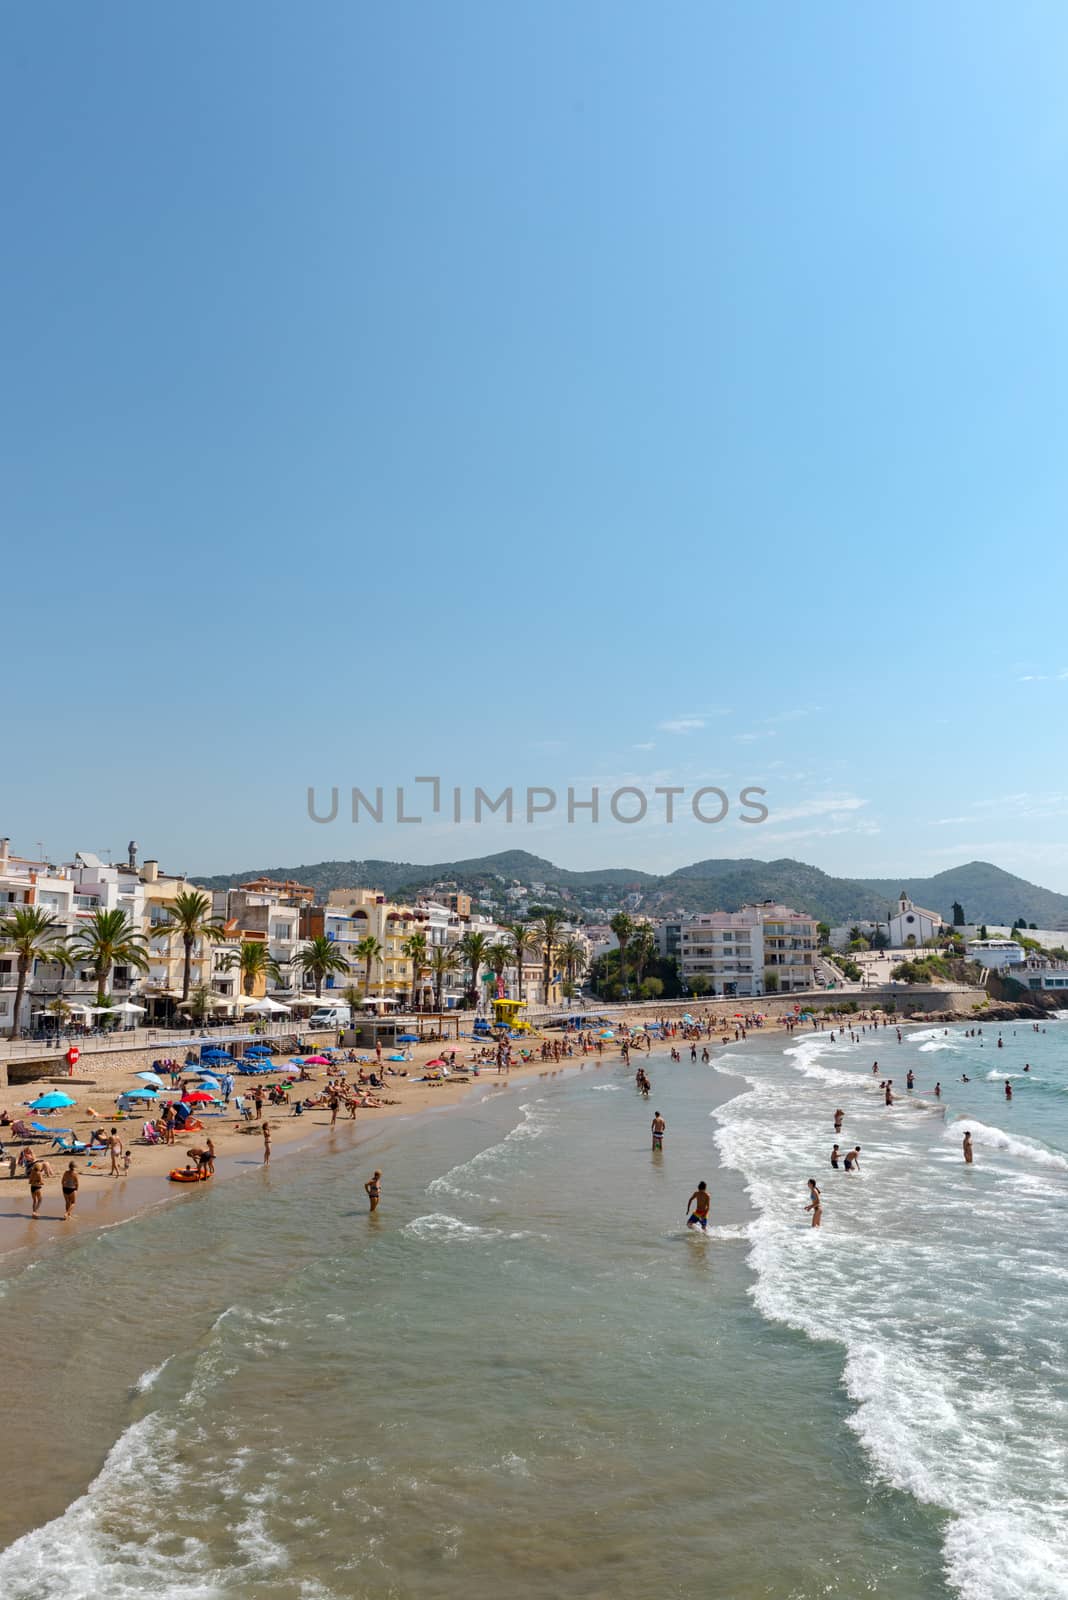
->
[805,1179,822,1227]
[963,1131,974,1165]
[1005,1080,1013,1100]
[843,1146,861,1173]
[906,1070,914,1090]
[830,1144,840,1170]
[651,1112,666,1151]
[365,1169,382,1212]
[833,1109,844,1132]
[686,1181,710,1230]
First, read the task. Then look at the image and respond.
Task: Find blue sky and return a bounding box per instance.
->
[4,2,1068,885]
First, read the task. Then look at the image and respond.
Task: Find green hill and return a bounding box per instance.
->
[195,852,1068,928]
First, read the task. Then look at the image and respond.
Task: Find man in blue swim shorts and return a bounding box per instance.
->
[686,1181,710,1229]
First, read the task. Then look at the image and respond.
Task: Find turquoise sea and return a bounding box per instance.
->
[0,1019,1065,1599]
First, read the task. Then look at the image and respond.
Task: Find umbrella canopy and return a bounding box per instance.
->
[244,996,291,1014]
[303,1055,331,1065]
[119,1088,159,1101]
[181,1089,216,1103]
[135,1072,166,1086]
[397,1033,420,1043]
[288,995,323,1008]
[114,1001,147,1014]
[27,1092,77,1109]
[189,1073,220,1086]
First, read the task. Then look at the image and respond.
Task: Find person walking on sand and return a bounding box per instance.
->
[963,1130,974,1165]
[61,1160,79,1219]
[262,1123,272,1166]
[686,1181,711,1230]
[28,1158,45,1218]
[651,1111,666,1151]
[365,1170,382,1212]
[805,1178,822,1227]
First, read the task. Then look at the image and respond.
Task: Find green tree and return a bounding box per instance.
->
[0,906,67,1038]
[764,970,780,993]
[532,910,566,1004]
[639,975,664,1000]
[402,931,429,1009]
[187,983,214,1025]
[429,944,461,1012]
[630,928,657,991]
[67,909,150,1004]
[688,974,710,996]
[609,913,634,997]
[505,921,536,1003]
[952,902,965,926]
[151,890,230,1001]
[294,935,349,998]
[816,921,831,945]
[220,939,284,996]
[459,930,490,1005]
[353,935,383,996]
[557,936,586,988]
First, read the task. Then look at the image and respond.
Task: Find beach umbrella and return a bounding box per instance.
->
[27,1091,76,1110]
[397,1033,420,1043]
[303,1054,331,1065]
[136,1071,166,1086]
[181,1089,215,1103]
[120,1088,159,1101]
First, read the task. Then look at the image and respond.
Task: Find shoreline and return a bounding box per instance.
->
[0,1015,779,1269]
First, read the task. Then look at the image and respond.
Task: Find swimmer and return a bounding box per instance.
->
[805,1179,822,1228]
[843,1146,861,1173]
[1005,1080,1013,1100]
[830,1143,840,1170]
[686,1181,710,1230]
[963,1130,973,1165]
[364,1169,382,1212]
[651,1112,666,1151]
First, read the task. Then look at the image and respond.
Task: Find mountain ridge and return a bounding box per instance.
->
[194,852,1068,927]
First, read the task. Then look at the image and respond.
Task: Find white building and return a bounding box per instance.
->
[965,939,1026,971]
[678,903,819,997]
[1007,959,1068,992]
[887,893,943,948]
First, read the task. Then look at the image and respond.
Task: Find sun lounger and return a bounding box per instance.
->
[51,1135,88,1154]
[11,1120,49,1140]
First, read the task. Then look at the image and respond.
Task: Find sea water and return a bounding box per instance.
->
[0,1023,1062,1599]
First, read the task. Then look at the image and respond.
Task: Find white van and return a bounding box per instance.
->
[307,1004,352,1029]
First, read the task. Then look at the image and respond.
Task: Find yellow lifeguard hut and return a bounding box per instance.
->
[492,997,533,1033]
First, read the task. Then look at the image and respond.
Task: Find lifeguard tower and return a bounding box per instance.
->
[491,997,533,1034]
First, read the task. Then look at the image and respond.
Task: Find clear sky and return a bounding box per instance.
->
[4,2,1068,885]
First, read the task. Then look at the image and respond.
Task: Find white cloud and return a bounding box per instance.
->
[631,741,656,751]
[770,794,869,824]
[657,709,732,734]
[734,730,777,743]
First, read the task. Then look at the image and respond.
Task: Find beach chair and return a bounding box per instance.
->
[11,1119,49,1141]
[234,1096,254,1122]
[51,1134,88,1154]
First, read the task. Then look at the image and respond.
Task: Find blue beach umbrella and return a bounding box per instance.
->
[397,1034,420,1043]
[136,1071,165,1086]
[120,1088,159,1101]
[27,1091,76,1110]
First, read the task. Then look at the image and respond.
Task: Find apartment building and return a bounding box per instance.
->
[678,903,818,997]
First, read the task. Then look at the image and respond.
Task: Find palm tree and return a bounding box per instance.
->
[293,935,349,998]
[484,940,510,1006]
[187,983,213,1026]
[353,934,383,997]
[557,936,587,989]
[505,921,536,1003]
[429,945,461,1013]
[532,910,566,1005]
[630,927,656,991]
[220,940,284,996]
[342,983,364,1020]
[67,909,150,1004]
[402,931,429,1010]
[458,930,490,1006]
[0,906,67,1038]
[151,890,230,1001]
[610,912,634,999]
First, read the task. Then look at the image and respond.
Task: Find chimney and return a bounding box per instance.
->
[142,859,159,883]
[128,840,139,870]
[0,838,8,870]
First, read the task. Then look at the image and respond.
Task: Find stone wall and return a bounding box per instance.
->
[3,1031,338,1089]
